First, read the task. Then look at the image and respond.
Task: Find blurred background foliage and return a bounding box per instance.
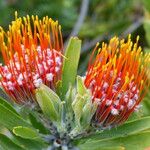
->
[0,0,150,120]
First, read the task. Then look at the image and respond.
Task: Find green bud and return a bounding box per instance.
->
[70,93,98,137]
[77,76,87,95]
[55,80,62,97]
[71,76,98,134]
[65,85,76,113]
[81,98,98,128]
[72,94,86,126]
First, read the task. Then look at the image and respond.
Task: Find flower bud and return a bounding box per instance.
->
[71,76,98,131]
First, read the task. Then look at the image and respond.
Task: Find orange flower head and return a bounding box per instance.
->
[84,35,150,128]
[0,12,63,104]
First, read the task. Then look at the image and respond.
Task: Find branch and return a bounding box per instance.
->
[65,0,89,47]
[120,17,144,38]
[81,18,143,55]
[81,34,112,55]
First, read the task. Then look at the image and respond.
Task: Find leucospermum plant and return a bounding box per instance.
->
[0,13,150,150]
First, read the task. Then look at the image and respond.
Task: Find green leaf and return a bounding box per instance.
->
[29,113,49,134]
[62,37,81,98]
[80,100,97,128]
[98,147,125,150]
[86,146,125,150]
[65,85,75,113]
[13,126,41,140]
[12,136,47,150]
[72,94,86,126]
[0,97,19,116]
[0,103,31,130]
[0,133,25,150]
[78,131,150,150]
[36,84,61,122]
[78,116,150,143]
[77,76,87,95]
[55,80,62,97]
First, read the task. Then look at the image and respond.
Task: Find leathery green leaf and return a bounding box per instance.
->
[36,84,61,122]
[97,147,125,150]
[0,103,31,130]
[0,133,25,150]
[13,126,41,140]
[0,97,19,116]
[77,76,87,95]
[78,131,150,150]
[77,116,150,143]
[29,113,49,134]
[62,37,81,98]
[12,135,47,150]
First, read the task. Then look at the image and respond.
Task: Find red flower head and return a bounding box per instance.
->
[84,35,150,129]
[0,12,63,104]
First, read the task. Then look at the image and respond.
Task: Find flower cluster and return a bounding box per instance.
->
[0,13,150,134]
[84,36,150,128]
[0,13,63,103]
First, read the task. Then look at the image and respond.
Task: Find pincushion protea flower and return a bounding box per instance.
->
[0,12,63,104]
[84,35,150,129]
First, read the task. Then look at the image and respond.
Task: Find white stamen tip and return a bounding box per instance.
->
[55,66,60,72]
[34,78,43,88]
[55,57,61,64]
[128,99,135,109]
[111,108,119,115]
[46,73,54,81]
[6,73,12,80]
[106,99,112,106]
